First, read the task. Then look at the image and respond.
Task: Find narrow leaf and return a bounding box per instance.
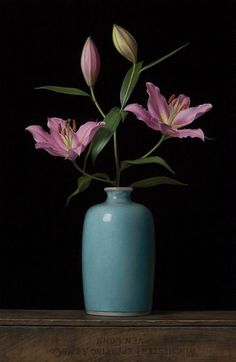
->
[120,61,143,107]
[121,156,175,174]
[140,43,189,73]
[131,176,187,188]
[66,175,92,205]
[93,172,111,181]
[91,107,122,164]
[35,86,90,97]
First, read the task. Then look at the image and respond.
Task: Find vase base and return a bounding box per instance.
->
[86,310,151,317]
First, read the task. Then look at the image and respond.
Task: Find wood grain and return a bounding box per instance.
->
[0,310,235,361]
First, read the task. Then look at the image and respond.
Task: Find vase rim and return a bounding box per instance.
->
[104,187,133,192]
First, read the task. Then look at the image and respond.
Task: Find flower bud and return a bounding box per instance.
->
[112,24,137,63]
[81,37,100,87]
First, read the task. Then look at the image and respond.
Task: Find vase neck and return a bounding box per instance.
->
[104,187,133,203]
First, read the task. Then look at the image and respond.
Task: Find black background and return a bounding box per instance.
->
[0,0,235,310]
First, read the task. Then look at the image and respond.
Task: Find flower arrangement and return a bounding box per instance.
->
[26,25,212,203]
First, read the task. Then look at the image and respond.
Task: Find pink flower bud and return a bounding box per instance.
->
[81,37,100,87]
[112,24,137,63]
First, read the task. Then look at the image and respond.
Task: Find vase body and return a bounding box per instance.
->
[82,187,155,316]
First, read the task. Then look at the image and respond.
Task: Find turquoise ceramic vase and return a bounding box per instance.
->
[82,187,155,316]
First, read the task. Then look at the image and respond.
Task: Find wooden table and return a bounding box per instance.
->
[0,310,235,361]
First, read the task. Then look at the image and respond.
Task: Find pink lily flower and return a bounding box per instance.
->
[26,117,104,161]
[124,82,212,140]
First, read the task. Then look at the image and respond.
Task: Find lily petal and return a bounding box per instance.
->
[47,117,67,132]
[146,82,170,123]
[26,125,51,143]
[166,127,205,141]
[75,121,104,155]
[35,142,68,158]
[124,103,161,130]
[172,103,212,128]
[68,149,81,161]
[47,117,67,148]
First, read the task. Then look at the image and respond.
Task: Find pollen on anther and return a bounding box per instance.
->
[72,119,77,132]
[180,104,188,111]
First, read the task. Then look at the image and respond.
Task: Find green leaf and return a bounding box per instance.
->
[66,175,92,205]
[120,110,128,123]
[120,61,143,108]
[93,173,111,181]
[91,107,122,164]
[140,43,189,73]
[131,176,187,188]
[121,156,175,174]
[35,86,90,97]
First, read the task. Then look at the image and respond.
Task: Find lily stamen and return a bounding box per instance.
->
[168,94,176,104]
[72,119,77,132]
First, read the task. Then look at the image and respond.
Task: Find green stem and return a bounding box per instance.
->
[121,62,136,110]
[82,143,92,172]
[120,136,167,173]
[72,161,115,185]
[140,134,166,159]
[113,131,120,186]
[90,87,106,118]
[114,62,137,183]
